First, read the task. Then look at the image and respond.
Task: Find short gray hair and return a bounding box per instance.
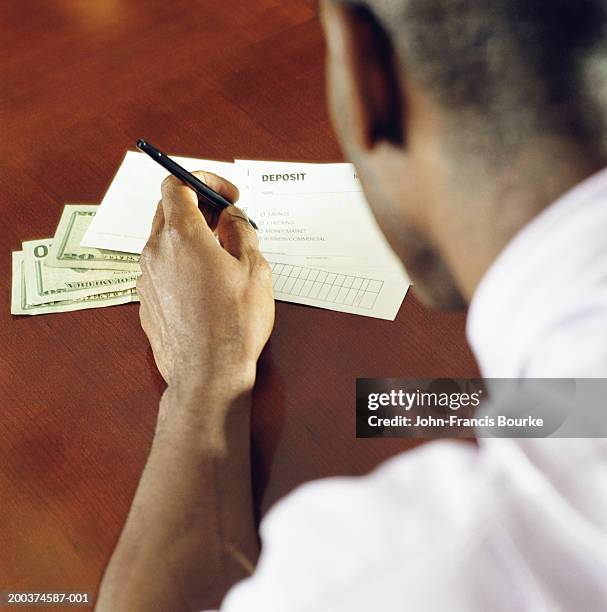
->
[343,0,607,152]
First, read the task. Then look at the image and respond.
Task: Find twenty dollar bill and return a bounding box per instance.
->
[23,239,139,306]
[46,205,141,271]
[11,252,139,316]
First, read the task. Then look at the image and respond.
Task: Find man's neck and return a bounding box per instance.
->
[437,137,607,302]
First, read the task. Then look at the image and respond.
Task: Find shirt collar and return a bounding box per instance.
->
[466,167,607,377]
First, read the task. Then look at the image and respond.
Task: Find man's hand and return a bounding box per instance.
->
[95,174,271,611]
[137,171,275,395]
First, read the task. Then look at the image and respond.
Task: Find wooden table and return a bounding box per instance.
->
[0,0,478,607]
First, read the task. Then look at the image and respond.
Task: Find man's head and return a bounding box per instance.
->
[321,0,607,308]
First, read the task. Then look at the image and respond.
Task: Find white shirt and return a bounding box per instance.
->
[219,171,607,611]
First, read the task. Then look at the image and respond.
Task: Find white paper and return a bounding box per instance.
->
[81,151,244,254]
[267,260,409,320]
[238,160,410,319]
[81,152,410,319]
[236,160,404,270]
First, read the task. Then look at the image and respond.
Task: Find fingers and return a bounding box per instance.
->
[160,175,203,230]
[190,171,239,230]
[192,170,240,204]
[158,172,259,265]
[149,201,164,241]
[160,170,239,234]
[140,201,164,267]
[216,205,263,264]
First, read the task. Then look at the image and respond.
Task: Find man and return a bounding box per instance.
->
[96,0,607,610]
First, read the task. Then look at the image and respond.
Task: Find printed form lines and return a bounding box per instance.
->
[269,262,383,309]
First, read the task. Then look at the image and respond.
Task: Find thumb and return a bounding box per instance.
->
[160,170,240,231]
[191,170,240,205]
[160,175,202,230]
[217,206,260,262]
[191,170,240,230]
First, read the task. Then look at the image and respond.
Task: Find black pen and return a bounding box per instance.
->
[136,139,258,230]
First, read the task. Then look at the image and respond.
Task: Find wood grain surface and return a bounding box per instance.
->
[0,0,479,607]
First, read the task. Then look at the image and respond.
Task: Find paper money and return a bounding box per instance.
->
[23,239,139,306]
[46,204,141,271]
[11,252,138,316]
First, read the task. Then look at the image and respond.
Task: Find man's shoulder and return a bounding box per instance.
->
[222,437,607,611]
[223,441,481,611]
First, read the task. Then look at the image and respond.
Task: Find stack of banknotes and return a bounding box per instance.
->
[11,205,141,315]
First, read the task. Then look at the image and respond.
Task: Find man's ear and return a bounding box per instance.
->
[320,0,405,152]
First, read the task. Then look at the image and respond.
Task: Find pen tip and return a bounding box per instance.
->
[136,139,146,150]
